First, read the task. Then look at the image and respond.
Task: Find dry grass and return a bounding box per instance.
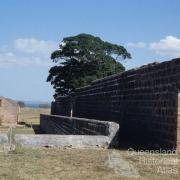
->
[20,107,50,125]
[0,148,117,180]
[0,107,50,134]
[0,108,180,179]
[121,150,180,180]
[0,147,179,180]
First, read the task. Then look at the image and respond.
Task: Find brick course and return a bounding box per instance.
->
[40,114,112,135]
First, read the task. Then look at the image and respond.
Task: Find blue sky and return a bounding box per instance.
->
[0,0,180,101]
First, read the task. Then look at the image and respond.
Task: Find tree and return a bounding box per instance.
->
[47,33,131,98]
[17,101,25,107]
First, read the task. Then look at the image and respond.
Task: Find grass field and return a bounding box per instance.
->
[20,107,50,125]
[0,108,180,179]
[0,147,179,180]
[0,107,50,134]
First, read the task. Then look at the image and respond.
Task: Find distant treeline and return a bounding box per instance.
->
[38,103,51,108]
[17,101,51,108]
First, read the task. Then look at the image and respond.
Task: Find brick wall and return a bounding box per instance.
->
[52,58,180,150]
[177,93,180,151]
[51,97,72,116]
[40,114,119,136]
[0,98,20,125]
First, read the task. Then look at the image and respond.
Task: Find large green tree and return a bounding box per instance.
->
[47,34,131,98]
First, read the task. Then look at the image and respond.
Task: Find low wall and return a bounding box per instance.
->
[0,133,113,148]
[39,114,119,148]
[40,114,118,136]
[14,134,111,148]
[0,114,119,148]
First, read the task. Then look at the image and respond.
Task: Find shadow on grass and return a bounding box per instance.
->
[108,128,176,152]
[115,133,176,153]
[17,122,44,134]
[32,124,44,134]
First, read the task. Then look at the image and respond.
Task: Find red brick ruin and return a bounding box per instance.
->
[51,58,180,151]
[0,97,20,125]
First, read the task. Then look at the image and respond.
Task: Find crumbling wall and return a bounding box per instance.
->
[0,98,20,125]
[52,58,180,150]
[39,114,119,148]
[40,114,118,136]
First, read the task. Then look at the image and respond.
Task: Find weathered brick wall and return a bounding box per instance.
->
[0,97,20,125]
[51,97,72,116]
[177,93,180,151]
[40,114,118,136]
[52,58,180,150]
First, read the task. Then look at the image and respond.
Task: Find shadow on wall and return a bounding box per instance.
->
[51,58,180,151]
[39,114,120,148]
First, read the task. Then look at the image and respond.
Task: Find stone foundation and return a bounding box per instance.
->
[39,114,119,148]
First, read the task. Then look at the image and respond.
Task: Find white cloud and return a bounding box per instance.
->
[0,38,57,68]
[3,35,179,68]
[127,36,180,58]
[149,36,180,57]
[14,38,57,54]
[127,42,147,48]
[0,51,52,68]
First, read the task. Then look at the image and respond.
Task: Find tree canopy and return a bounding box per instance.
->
[47,33,131,98]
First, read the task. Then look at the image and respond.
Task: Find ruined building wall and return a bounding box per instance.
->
[0,98,20,125]
[177,94,180,151]
[52,58,180,150]
[40,114,114,136]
